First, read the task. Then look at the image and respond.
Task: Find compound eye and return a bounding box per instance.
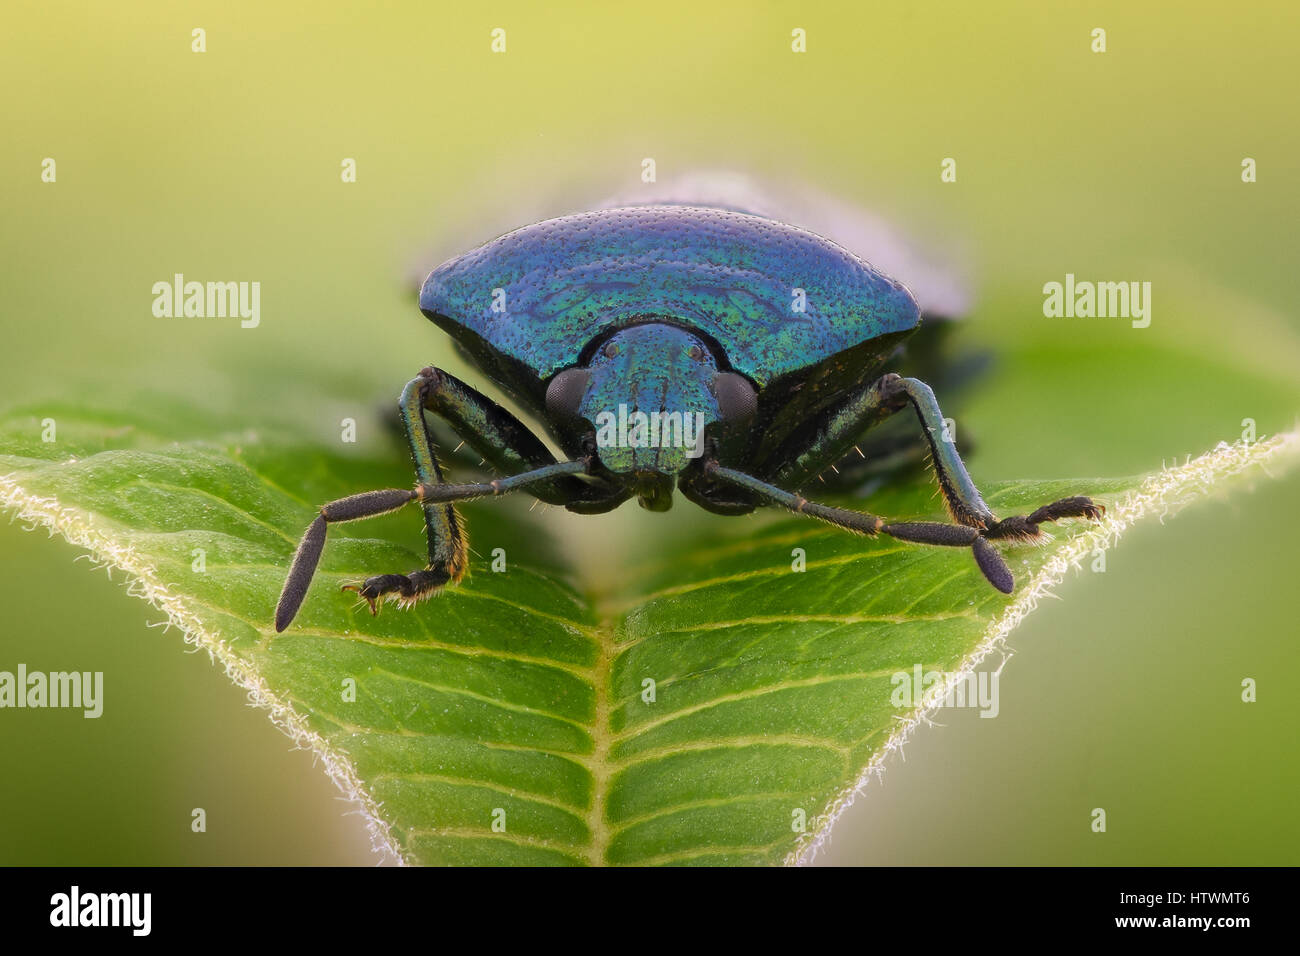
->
[711,371,758,422]
[603,342,619,359]
[544,367,591,418]
[687,345,704,361]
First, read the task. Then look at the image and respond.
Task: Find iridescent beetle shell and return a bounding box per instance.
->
[418,203,922,465]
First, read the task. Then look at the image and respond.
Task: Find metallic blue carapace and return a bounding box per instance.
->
[419,204,920,392]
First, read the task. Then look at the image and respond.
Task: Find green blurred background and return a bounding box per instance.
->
[1,0,1296,863]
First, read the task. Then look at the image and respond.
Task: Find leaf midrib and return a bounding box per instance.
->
[586,618,614,866]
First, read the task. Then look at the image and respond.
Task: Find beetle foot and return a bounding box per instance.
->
[982,496,1105,542]
[342,568,453,615]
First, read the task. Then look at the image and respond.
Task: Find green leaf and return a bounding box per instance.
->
[2,403,1294,865]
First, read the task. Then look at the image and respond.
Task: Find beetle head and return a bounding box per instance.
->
[545,323,757,509]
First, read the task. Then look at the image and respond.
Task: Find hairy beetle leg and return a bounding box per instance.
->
[342,568,453,616]
[760,374,998,530]
[982,496,1106,542]
[331,462,593,619]
[273,366,617,633]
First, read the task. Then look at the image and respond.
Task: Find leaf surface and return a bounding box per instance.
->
[2,404,1293,865]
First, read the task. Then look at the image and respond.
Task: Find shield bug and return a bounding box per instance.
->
[274,204,1102,631]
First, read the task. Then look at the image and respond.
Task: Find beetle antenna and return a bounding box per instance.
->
[275,460,591,630]
[274,487,420,632]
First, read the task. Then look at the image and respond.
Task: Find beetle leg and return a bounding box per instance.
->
[707,461,1072,594]
[412,367,612,505]
[981,497,1106,542]
[762,373,996,529]
[353,368,615,617]
[678,470,759,515]
[274,365,618,631]
[760,373,1105,545]
[334,367,519,624]
[393,371,471,616]
[340,459,595,616]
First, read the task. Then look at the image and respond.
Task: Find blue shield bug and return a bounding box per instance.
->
[274,204,1102,631]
